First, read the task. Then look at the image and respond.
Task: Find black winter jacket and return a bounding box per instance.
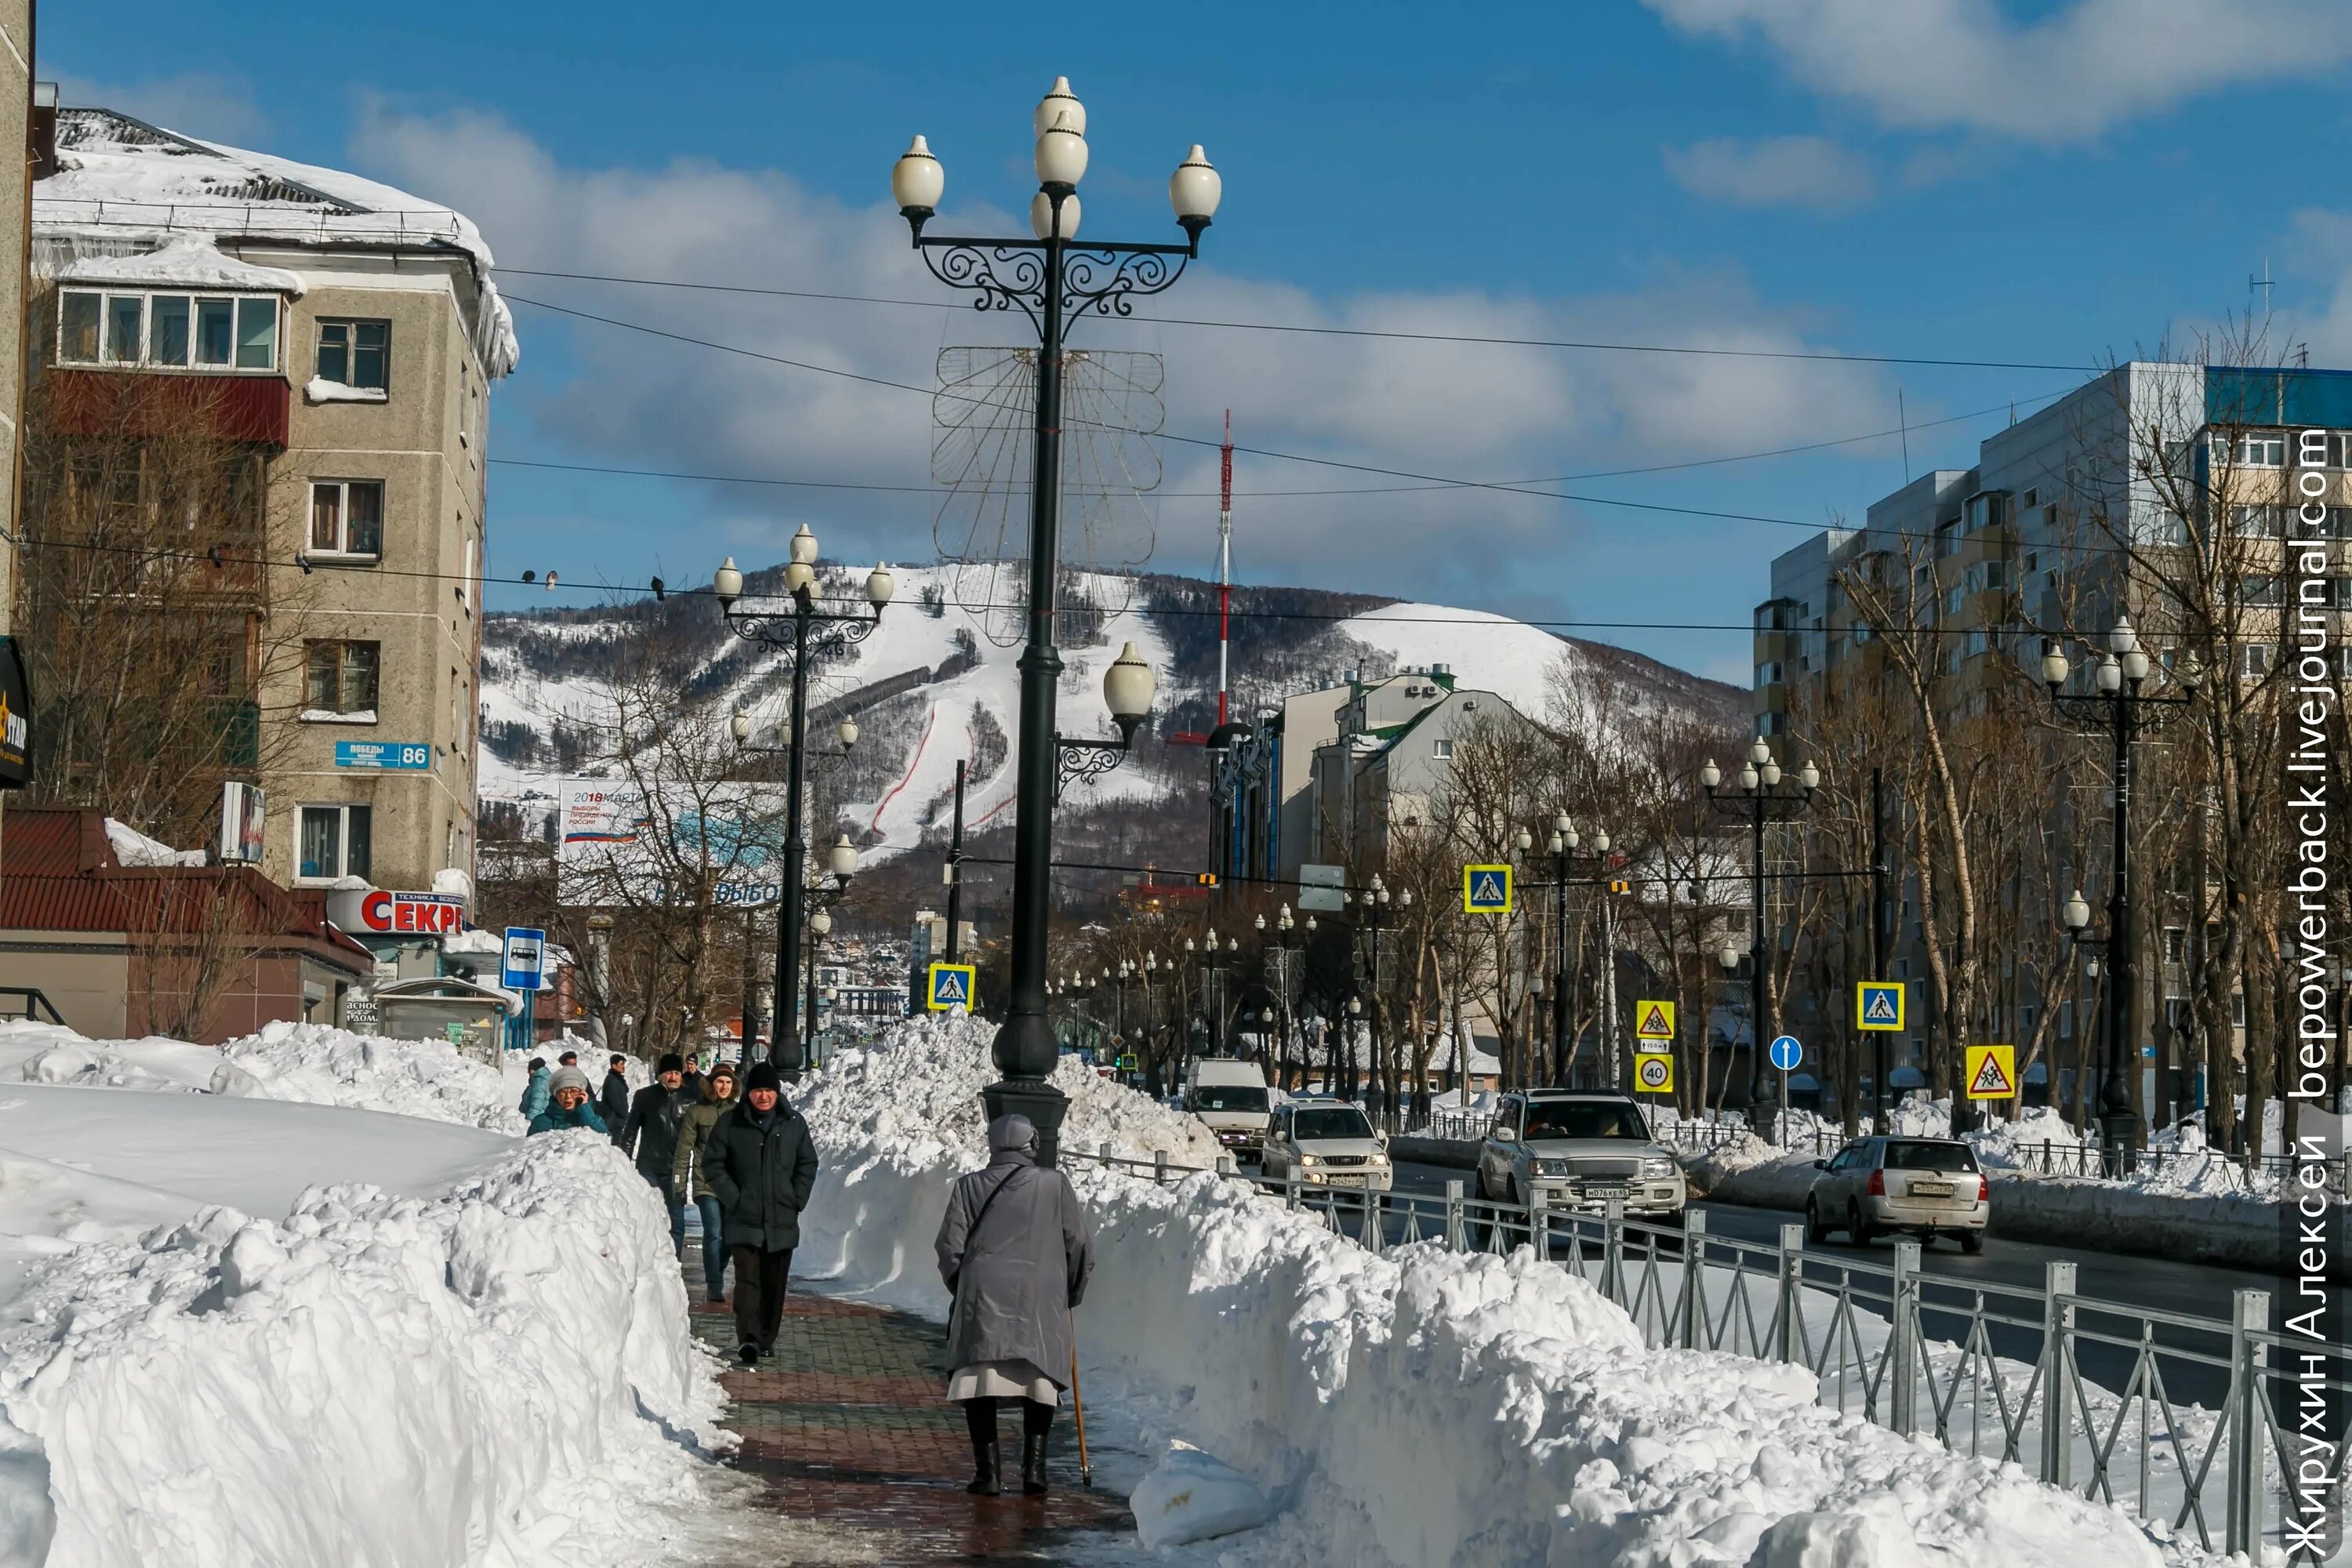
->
[618,1083,688,1178]
[706,1100,819,1251]
[599,1069,633,1134]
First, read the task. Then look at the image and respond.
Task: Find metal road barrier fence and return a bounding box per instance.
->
[1069,1144,2351,1560]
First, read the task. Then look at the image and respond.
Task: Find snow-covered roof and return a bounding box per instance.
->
[34,107,517,378]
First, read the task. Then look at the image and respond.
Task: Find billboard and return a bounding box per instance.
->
[557,777,789,908]
[219,782,265,864]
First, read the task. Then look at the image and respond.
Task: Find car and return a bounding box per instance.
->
[1474,1089,1686,1221]
[1805,1136,1989,1253]
[1184,1058,1272,1162]
[1261,1099,1393,1192]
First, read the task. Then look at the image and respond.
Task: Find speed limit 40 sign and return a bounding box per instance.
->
[1633,1052,1674,1094]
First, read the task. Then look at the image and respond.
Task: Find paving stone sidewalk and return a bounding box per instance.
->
[689,1247,1134,1565]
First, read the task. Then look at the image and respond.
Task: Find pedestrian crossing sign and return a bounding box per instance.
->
[1856,982,1905,1032]
[925,962,978,1012]
[1634,1052,1674,1093]
[1635,1000,1675,1040]
[1963,1044,2017,1101]
[1462,864,1513,914]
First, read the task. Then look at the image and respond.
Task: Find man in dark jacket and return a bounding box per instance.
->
[706,1061,818,1365]
[598,1054,633,1133]
[935,1114,1094,1497]
[672,1060,739,1304]
[618,1053,691,1258]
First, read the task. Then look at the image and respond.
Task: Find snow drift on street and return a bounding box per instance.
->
[797,1014,2209,1567]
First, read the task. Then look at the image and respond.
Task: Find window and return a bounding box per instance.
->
[304,640,379,718]
[2228,504,2285,538]
[1755,661,1783,685]
[2241,642,2273,678]
[315,318,390,390]
[2022,487,2039,510]
[298,804,372,881]
[56,287,277,370]
[2163,927,2185,964]
[308,481,383,559]
[2233,433,2288,467]
[1431,737,1452,758]
[2239,575,2282,607]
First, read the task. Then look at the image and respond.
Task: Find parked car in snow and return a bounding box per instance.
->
[1806,1137,1989,1253]
[1261,1099,1392,1192]
[1474,1090,1686,1220]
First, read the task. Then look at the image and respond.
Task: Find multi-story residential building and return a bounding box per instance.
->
[1753,362,2352,1113]
[28,106,516,973]
[0,27,36,837]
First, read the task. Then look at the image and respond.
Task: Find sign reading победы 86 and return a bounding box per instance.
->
[336,740,431,771]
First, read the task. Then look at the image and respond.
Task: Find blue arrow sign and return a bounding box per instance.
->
[1769,1034,1803,1072]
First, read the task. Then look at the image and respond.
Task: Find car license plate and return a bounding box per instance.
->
[1326,1174,1364,1187]
[1581,1185,1629,1200]
[1911,1181,1954,1197]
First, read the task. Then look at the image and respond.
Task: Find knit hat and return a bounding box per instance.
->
[548,1065,591,1098]
[743,1061,783,1095]
[657,1052,684,1075]
[987,1113,1037,1152]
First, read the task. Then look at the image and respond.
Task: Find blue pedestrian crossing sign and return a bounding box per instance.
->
[925,963,978,1011]
[1462,864,1513,914]
[1856,982,1905,1032]
[1769,1034,1803,1072]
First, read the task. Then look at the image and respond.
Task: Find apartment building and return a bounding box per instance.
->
[29,107,514,965]
[1753,362,2352,1108]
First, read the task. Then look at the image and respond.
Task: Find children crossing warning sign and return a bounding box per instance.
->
[1634,1000,1675,1040]
[1963,1044,2017,1101]
[1633,1052,1674,1093]
[1855,982,1905,1032]
[926,963,978,1011]
[1462,864,1513,914]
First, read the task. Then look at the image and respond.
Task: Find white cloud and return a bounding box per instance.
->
[1663,135,1873,211]
[1646,0,2352,141]
[52,70,267,147]
[349,107,1891,610]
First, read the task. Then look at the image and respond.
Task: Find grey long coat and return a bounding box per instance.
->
[935,1149,1095,1387]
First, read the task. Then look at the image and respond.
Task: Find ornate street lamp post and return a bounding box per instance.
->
[713,535,892,1076]
[1542,818,1616,1087]
[894,79,1219,1164]
[1702,741,1819,1132]
[2044,617,2195,1174]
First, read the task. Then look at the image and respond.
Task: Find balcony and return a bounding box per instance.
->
[48,370,289,448]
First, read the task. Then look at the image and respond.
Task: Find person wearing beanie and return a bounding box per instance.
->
[618,1052,692,1257]
[673,1059,740,1303]
[528,1065,608,1135]
[704,1059,818,1363]
[599,1053,633,1132]
[935,1114,1094,1497]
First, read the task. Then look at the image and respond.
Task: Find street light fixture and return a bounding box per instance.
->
[1057,641,1160,798]
[1544,817,1619,1087]
[713,535,891,1076]
[1702,741,1820,1131]
[2043,619,2194,1171]
[897,76,1218,1165]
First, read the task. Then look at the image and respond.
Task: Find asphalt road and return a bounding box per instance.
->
[1370,1157,2341,1409]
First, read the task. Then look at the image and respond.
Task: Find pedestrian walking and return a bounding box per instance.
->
[706,1061,817,1365]
[599,1054,633,1133]
[673,1060,739,1303]
[518,1057,550,1123]
[935,1115,1094,1498]
[528,1065,609,1135]
[619,1053,691,1256]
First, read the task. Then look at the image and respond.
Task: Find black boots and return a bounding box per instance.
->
[966,1436,1002,1496]
[1019,1432,1049,1496]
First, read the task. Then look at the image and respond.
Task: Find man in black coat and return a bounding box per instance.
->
[706,1060,819,1364]
[598,1054,633,1133]
[618,1053,691,1258]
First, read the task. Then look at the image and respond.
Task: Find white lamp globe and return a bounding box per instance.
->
[866,562,895,608]
[1170,145,1221,227]
[1035,113,1088,187]
[891,136,944,214]
[1029,190,1081,240]
[1033,76,1086,139]
[789,524,819,565]
[1103,641,1156,720]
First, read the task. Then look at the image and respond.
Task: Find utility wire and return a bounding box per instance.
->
[492,264,2098,373]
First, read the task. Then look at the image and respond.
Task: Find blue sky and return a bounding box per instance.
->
[48,0,2352,682]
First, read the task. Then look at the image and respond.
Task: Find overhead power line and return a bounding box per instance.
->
[492,264,2099,373]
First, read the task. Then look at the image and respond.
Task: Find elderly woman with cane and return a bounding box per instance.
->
[935,1114,1095,1497]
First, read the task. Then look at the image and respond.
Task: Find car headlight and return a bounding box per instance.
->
[1535,1159,1570,1177]
[1642,1157,1676,1179]
[1298,1153,1319,1167]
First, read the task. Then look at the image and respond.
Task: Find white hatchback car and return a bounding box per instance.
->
[1261,1100,1393,1192]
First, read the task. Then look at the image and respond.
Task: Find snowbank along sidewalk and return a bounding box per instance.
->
[793,1014,2215,1567]
[0,1018,728,1567]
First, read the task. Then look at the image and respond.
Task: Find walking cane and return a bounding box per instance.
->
[1069,1334,1093,1488]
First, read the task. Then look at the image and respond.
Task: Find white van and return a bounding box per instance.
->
[1185,1058,1272,1162]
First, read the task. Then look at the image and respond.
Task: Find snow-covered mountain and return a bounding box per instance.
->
[477,565,1744,863]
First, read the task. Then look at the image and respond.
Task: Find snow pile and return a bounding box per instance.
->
[9,1032,261,1096]
[99,818,204,868]
[216,1021,528,1134]
[798,1014,2198,1566]
[0,1124,720,1566]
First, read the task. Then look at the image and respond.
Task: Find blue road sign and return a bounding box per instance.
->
[1856,982,1904,1031]
[502,927,546,992]
[1769,1034,1803,1072]
[335,740,432,771]
[927,962,977,1011]
[1462,863,1513,914]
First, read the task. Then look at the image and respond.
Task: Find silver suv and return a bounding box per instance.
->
[1474,1090,1686,1220]
[1806,1137,1988,1253]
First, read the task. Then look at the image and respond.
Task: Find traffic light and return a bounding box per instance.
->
[1195,872,1218,887]
[1610,879,1632,895]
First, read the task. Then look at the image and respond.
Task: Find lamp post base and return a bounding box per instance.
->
[982,1079,1070,1170]
[2099,1106,2141,1178]
[1949,1097,1977,1137]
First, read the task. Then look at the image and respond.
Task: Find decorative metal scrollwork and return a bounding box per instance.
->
[1062,248,1189,318]
[720,600,883,671]
[919,244,1048,333]
[1054,735,1131,801]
